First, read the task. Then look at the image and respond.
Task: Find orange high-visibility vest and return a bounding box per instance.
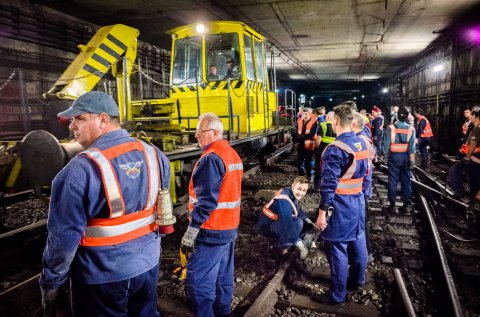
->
[298,118,317,150]
[188,139,243,230]
[389,124,414,153]
[79,140,162,247]
[262,189,298,221]
[327,139,369,195]
[418,115,433,137]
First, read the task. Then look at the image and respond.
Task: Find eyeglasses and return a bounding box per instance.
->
[195,129,215,134]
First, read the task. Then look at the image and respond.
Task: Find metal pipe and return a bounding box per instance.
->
[246,78,251,136]
[138,57,144,100]
[17,69,31,134]
[413,175,464,317]
[122,56,129,126]
[195,70,201,118]
[413,166,454,196]
[393,268,416,317]
[411,178,468,209]
[227,78,233,140]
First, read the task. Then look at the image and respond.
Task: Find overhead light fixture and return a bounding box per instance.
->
[433,64,444,72]
[382,88,388,93]
[329,98,333,102]
[195,23,206,34]
[361,95,365,98]
[353,97,357,100]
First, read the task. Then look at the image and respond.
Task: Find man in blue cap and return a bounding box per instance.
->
[39,91,171,316]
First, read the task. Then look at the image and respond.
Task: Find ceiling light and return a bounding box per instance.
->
[433,64,444,72]
[382,88,388,93]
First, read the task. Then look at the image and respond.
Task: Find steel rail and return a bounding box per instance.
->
[393,268,416,317]
[412,173,464,317]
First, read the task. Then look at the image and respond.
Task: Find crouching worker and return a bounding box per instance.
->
[257,176,316,259]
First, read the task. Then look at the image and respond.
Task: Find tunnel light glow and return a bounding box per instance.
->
[329,98,333,102]
[382,88,388,93]
[195,24,206,34]
[361,95,365,98]
[433,64,444,72]
[353,97,357,100]
[465,26,480,45]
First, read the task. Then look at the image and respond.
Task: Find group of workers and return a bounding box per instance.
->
[38,90,479,316]
[447,106,480,210]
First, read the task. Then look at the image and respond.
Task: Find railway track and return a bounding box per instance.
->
[2,148,480,316]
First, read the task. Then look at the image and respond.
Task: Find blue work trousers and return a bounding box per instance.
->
[387,152,412,205]
[297,147,314,177]
[71,264,160,317]
[324,236,367,303]
[467,161,480,199]
[373,133,383,157]
[417,138,431,167]
[259,217,303,248]
[447,159,468,195]
[186,240,235,317]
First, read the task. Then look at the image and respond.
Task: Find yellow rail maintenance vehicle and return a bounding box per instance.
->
[167,21,277,136]
[3,22,292,201]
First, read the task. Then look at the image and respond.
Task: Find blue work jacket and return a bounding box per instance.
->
[382,121,416,156]
[319,132,368,242]
[256,187,307,244]
[39,129,170,289]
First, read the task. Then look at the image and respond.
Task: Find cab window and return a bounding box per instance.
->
[206,33,242,80]
[172,37,202,85]
[243,35,255,81]
[254,39,264,83]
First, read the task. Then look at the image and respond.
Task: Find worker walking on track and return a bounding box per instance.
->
[382,106,416,214]
[180,112,243,317]
[352,112,376,262]
[39,91,172,317]
[371,105,384,159]
[414,109,433,168]
[257,176,317,259]
[314,104,370,306]
[297,107,318,180]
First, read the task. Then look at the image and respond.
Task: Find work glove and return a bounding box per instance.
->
[304,219,317,234]
[295,240,308,260]
[181,226,200,253]
[40,286,59,317]
[409,161,415,170]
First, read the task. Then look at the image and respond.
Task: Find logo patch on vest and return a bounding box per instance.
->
[354,142,363,151]
[119,161,143,179]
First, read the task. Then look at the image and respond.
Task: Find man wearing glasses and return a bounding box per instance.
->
[180,113,243,317]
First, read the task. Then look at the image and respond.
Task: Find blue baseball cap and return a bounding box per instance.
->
[58,91,119,118]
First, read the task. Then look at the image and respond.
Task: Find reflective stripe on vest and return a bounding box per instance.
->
[298,118,317,150]
[188,139,243,230]
[320,122,336,144]
[262,192,298,220]
[418,115,433,137]
[358,134,376,166]
[329,140,366,195]
[389,124,413,153]
[80,140,160,246]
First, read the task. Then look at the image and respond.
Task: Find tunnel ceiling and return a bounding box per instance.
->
[30,0,480,91]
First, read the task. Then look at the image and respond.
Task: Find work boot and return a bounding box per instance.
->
[386,202,396,214]
[400,203,413,214]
